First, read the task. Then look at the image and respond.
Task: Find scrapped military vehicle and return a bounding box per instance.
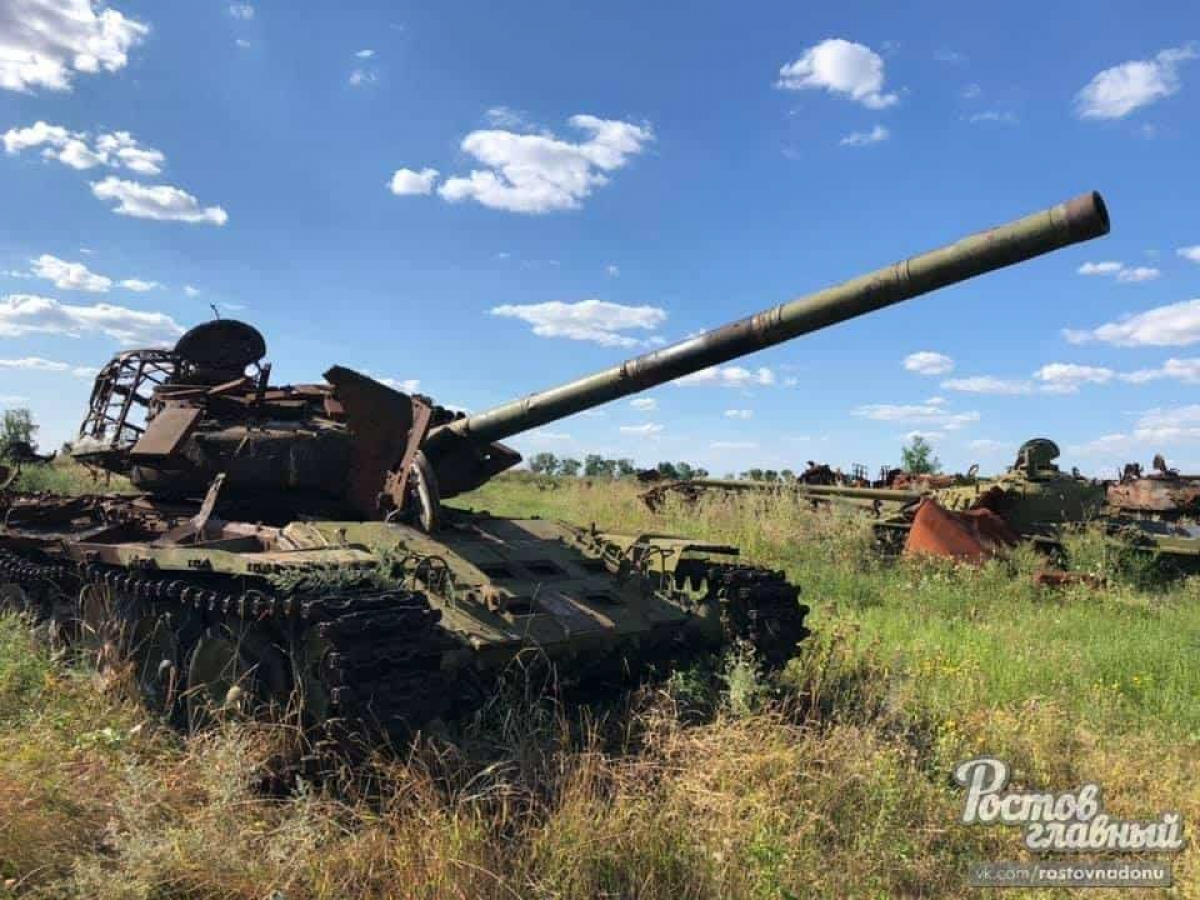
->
[0,191,1110,747]
[1108,456,1200,520]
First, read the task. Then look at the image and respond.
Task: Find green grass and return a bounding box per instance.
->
[0,472,1196,898]
[4,456,133,495]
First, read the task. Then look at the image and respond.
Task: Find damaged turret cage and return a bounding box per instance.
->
[0,191,1111,749]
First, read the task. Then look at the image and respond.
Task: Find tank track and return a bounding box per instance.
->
[0,547,455,751]
[697,561,811,666]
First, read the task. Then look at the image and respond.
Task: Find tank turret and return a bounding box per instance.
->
[72,192,1110,529]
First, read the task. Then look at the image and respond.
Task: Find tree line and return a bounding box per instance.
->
[527,453,712,480]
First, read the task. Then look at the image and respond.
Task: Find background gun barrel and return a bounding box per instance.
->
[433,192,1108,447]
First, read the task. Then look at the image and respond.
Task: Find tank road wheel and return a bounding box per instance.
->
[79,584,128,671]
[184,625,291,730]
[0,582,32,615]
[130,610,198,725]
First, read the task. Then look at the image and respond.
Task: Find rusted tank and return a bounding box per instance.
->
[1107,456,1200,519]
[0,192,1111,748]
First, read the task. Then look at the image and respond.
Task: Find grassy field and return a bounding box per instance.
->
[0,469,1196,898]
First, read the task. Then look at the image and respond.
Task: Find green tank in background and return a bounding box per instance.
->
[0,191,1110,750]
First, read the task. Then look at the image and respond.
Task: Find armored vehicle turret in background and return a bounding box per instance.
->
[0,192,1111,747]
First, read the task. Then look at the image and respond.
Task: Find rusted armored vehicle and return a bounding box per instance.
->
[0,192,1110,746]
[1108,456,1200,520]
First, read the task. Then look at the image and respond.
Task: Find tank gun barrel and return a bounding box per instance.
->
[430,192,1109,448]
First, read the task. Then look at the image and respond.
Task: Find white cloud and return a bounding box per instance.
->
[388,167,439,195]
[1076,260,1161,282]
[429,114,653,214]
[235,38,250,49]
[620,422,663,436]
[1065,299,1200,347]
[349,68,377,87]
[355,49,375,59]
[675,365,776,388]
[1071,405,1200,458]
[0,356,95,377]
[378,377,420,393]
[630,397,657,411]
[968,439,1007,453]
[853,402,979,430]
[1033,363,1115,394]
[606,264,620,278]
[91,177,228,225]
[967,110,1018,125]
[31,254,110,292]
[1178,246,1200,264]
[724,409,753,419]
[941,375,1032,395]
[904,351,954,375]
[228,4,254,19]
[783,376,799,387]
[119,278,160,292]
[1120,358,1200,385]
[1076,45,1196,119]
[490,299,665,347]
[960,83,982,99]
[0,0,148,93]
[711,440,758,450]
[839,124,889,147]
[483,106,535,130]
[0,294,184,345]
[4,122,164,175]
[183,285,200,298]
[776,38,899,109]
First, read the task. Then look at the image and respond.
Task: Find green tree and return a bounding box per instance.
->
[656,461,679,480]
[528,452,559,475]
[780,468,796,483]
[558,457,582,477]
[1,409,38,451]
[762,469,779,483]
[615,458,636,478]
[675,461,695,481]
[901,435,942,474]
[584,454,606,477]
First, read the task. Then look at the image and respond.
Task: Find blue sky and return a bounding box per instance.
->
[0,0,1197,477]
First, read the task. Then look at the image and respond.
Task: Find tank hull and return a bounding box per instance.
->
[0,490,808,745]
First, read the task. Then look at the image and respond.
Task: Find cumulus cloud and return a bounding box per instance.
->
[1076,260,1160,283]
[1076,45,1196,119]
[1178,246,1200,263]
[941,376,1032,395]
[839,124,889,147]
[490,299,665,347]
[776,39,899,109]
[904,351,954,375]
[377,377,420,393]
[119,278,159,292]
[675,365,776,388]
[349,68,377,87]
[606,264,620,278]
[228,4,254,19]
[355,49,374,59]
[0,356,94,376]
[0,294,184,345]
[31,254,110,292]
[724,409,753,419]
[0,0,148,93]
[183,285,200,298]
[1121,358,1200,385]
[1071,406,1200,458]
[91,177,228,225]
[1064,299,1200,347]
[968,439,1007,452]
[1033,363,1115,394]
[853,401,979,430]
[4,122,164,175]
[411,114,652,214]
[630,397,657,411]
[619,422,663,436]
[388,167,438,195]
